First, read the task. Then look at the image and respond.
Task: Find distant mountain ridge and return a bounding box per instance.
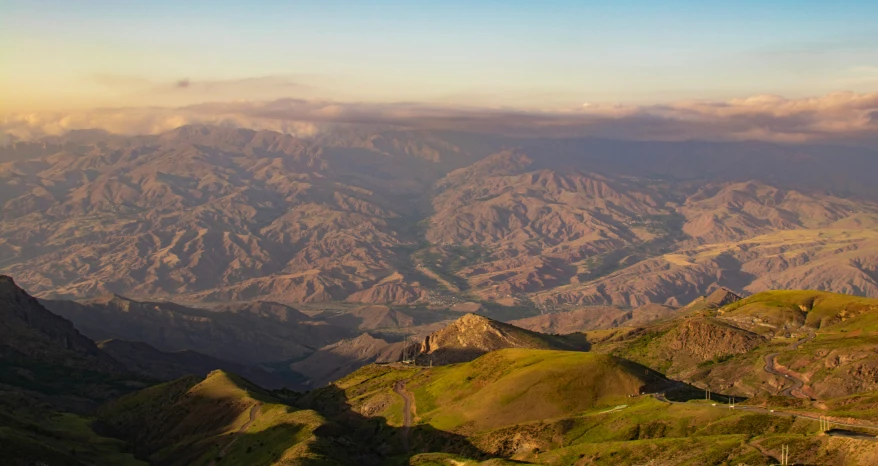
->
[41,294,351,365]
[4,126,878,307]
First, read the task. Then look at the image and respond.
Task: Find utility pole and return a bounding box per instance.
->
[819,415,830,433]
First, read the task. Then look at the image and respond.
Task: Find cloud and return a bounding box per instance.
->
[3,91,878,145]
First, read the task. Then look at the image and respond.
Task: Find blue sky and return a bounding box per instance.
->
[3,0,878,111]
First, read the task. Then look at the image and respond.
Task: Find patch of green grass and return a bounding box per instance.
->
[99,370,337,466]
[404,349,662,432]
[0,399,145,466]
[722,290,878,331]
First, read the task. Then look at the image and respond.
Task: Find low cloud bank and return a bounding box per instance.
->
[3,91,877,144]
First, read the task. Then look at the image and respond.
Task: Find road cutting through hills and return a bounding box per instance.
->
[764,332,815,399]
[394,380,413,452]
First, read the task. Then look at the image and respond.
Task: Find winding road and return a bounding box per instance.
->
[763,332,815,399]
[393,380,413,452]
[209,402,262,465]
[763,353,804,398]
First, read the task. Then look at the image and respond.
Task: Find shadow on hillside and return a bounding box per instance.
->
[290,383,507,466]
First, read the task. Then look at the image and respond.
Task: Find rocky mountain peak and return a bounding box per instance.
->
[414,313,588,365]
[705,287,743,308]
[0,275,19,296]
[453,312,494,327]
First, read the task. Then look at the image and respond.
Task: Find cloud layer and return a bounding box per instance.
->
[3,91,878,145]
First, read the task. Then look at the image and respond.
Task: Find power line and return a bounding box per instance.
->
[780,444,789,465]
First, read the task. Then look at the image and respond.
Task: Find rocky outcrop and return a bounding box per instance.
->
[704,287,743,308]
[413,314,589,365]
[683,286,744,312]
[664,318,764,361]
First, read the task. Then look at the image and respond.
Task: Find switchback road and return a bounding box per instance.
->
[764,332,815,398]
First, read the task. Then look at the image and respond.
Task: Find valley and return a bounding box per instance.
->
[5,270,878,464]
[5,127,878,465]
[6,2,878,464]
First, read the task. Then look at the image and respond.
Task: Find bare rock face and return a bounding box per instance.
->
[413,313,589,365]
[665,318,764,361]
[704,287,743,308]
[680,286,743,313]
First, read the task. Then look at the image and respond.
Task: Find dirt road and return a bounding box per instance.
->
[393,380,413,452]
[209,402,262,465]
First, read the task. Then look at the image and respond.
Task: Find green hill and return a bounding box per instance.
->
[405,349,667,431]
[305,348,878,465]
[592,290,878,401]
[720,290,878,332]
[0,392,145,466]
[98,370,338,465]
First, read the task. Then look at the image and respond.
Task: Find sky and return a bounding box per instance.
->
[2,1,878,144]
[3,0,878,111]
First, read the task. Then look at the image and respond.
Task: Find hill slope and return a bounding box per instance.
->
[593,290,878,399]
[98,370,338,465]
[0,275,144,410]
[42,295,350,365]
[97,339,298,390]
[289,333,407,388]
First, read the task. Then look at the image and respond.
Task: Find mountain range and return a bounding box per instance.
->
[4,126,878,311]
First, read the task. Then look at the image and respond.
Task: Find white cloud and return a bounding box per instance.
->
[3,91,878,145]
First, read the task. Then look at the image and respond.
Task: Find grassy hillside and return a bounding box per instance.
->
[98,370,340,465]
[591,290,878,402]
[308,348,878,465]
[721,290,878,331]
[0,391,145,466]
[407,349,666,431]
